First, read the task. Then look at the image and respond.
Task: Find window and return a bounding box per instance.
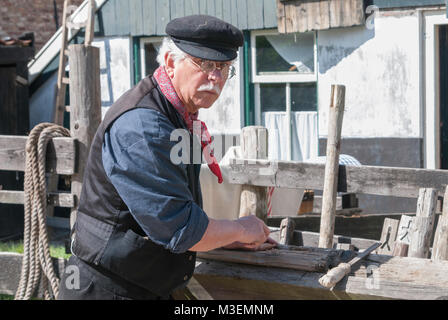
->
[251,30,318,161]
[140,37,163,78]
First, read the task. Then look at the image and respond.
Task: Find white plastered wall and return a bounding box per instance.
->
[317,10,421,139]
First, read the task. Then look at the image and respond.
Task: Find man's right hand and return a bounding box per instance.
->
[235,215,270,246]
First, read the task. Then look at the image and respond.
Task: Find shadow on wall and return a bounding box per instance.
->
[318,24,375,75]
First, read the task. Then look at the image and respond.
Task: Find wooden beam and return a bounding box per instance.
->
[377,218,400,255]
[68,44,101,229]
[408,188,437,258]
[238,126,268,222]
[0,135,76,175]
[229,160,448,199]
[432,186,448,261]
[279,217,295,245]
[0,190,75,208]
[197,246,351,273]
[269,213,413,242]
[319,85,345,249]
[194,249,448,300]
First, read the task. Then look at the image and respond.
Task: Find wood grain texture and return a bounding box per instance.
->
[432,186,448,261]
[228,159,448,199]
[319,85,345,249]
[408,188,437,258]
[239,127,268,222]
[0,136,76,175]
[68,44,101,229]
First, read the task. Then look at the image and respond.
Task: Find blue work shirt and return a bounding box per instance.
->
[102,107,209,254]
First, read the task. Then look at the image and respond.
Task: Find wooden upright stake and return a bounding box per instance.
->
[432,186,448,261]
[239,126,268,222]
[84,0,96,47]
[318,85,345,249]
[68,44,101,229]
[408,188,437,258]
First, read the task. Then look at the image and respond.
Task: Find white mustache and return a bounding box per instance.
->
[197,83,221,94]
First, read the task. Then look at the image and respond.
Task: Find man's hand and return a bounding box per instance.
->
[235,215,271,246]
[223,237,278,251]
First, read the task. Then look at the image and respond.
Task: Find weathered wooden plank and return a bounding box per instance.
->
[230,0,238,28]
[184,0,200,16]
[156,0,171,35]
[228,160,448,198]
[236,0,248,30]
[276,0,286,33]
[197,246,348,273]
[278,0,364,33]
[396,214,413,246]
[319,85,345,249]
[264,0,279,29]
[222,0,232,23]
[247,0,263,29]
[0,190,75,208]
[100,0,117,36]
[171,0,185,20]
[195,250,448,300]
[199,0,207,14]
[129,0,144,35]
[142,0,157,36]
[206,0,215,16]
[69,45,102,229]
[116,0,131,36]
[194,260,381,300]
[298,0,330,33]
[239,127,268,221]
[269,214,413,247]
[214,0,223,20]
[432,186,448,260]
[377,218,400,255]
[408,188,437,258]
[0,136,76,175]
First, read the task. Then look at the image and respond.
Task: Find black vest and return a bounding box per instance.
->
[71,76,202,297]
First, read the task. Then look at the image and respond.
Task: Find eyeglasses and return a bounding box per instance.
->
[187,57,236,80]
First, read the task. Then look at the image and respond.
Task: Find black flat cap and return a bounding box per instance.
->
[166,15,244,61]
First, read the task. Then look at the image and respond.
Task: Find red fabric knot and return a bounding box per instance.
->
[154,66,223,184]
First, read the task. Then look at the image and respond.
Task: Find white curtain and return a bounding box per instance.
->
[262,111,318,161]
[260,111,318,216]
[265,33,314,73]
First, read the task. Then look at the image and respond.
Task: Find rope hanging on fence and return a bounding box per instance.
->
[15,123,71,300]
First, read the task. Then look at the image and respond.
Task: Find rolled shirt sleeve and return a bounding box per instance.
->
[102,108,209,253]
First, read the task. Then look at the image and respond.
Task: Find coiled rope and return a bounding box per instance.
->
[15,123,71,300]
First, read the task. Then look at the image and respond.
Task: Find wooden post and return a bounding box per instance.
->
[432,186,448,261]
[84,0,96,47]
[408,188,437,258]
[392,243,409,257]
[68,44,101,229]
[378,218,400,255]
[318,85,345,248]
[279,217,295,245]
[239,126,268,222]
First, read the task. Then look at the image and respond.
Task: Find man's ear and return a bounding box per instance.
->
[164,52,175,79]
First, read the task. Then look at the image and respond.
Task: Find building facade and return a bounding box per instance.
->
[27,0,448,213]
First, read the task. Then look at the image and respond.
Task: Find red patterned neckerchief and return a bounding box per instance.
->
[153,66,223,184]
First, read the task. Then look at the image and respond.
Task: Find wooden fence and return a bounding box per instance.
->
[0,43,100,297]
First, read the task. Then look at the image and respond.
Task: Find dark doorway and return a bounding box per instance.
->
[440,25,448,169]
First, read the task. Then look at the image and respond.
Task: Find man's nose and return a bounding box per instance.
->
[208,69,224,82]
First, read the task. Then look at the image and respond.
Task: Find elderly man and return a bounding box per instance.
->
[58,15,275,300]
